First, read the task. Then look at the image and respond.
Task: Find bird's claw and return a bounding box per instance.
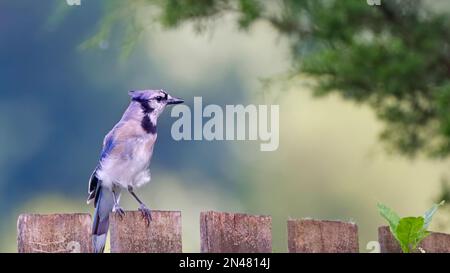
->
[138,204,152,225]
[112,204,125,219]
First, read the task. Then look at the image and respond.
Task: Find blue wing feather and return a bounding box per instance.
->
[87,132,116,204]
[100,135,115,160]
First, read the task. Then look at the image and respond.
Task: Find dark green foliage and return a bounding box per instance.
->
[90,0,450,158]
[159,0,219,28]
[158,0,263,31]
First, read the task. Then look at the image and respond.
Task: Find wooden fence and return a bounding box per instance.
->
[17,211,450,253]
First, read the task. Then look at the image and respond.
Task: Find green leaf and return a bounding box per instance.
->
[413,230,431,250]
[396,217,425,253]
[423,200,445,229]
[377,203,400,234]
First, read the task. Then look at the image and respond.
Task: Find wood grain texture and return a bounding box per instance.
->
[17,213,92,253]
[378,226,450,253]
[109,210,182,253]
[288,219,359,253]
[200,211,272,253]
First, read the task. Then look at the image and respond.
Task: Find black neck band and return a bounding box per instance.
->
[141,116,157,134]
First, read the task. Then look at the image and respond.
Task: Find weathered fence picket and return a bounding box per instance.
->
[200,211,272,253]
[17,213,92,253]
[378,226,450,253]
[110,210,182,253]
[287,219,359,253]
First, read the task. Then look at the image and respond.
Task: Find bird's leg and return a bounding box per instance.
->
[128,186,152,225]
[112,189,125,219]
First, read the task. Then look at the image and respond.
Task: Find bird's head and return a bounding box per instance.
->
[128,89,184,118]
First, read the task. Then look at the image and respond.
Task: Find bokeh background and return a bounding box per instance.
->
[1,0,450,252]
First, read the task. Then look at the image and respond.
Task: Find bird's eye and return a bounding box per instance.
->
[155,96,163,102]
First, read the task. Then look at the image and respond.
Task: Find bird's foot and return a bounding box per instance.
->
[112,204,125,219]
[138,203,152,225]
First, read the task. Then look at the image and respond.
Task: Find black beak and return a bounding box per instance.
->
[167,96,184,105]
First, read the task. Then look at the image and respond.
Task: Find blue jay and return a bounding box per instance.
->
[87,89,183,253]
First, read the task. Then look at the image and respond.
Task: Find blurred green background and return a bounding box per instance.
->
[1,0,450,252]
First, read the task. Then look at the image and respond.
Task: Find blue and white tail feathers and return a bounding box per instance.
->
[90,182,114,253]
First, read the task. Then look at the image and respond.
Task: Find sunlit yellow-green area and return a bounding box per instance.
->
[2,1,450,253]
